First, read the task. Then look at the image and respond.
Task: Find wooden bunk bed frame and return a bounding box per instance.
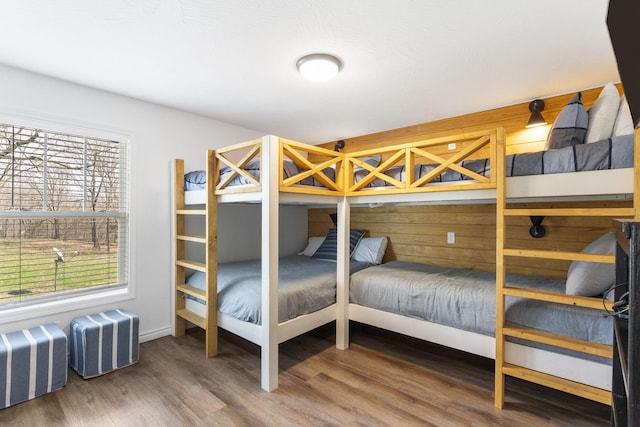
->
[494,128,639,408]
[173,127,637,402]
[174,135,346,392]
[338,127,637,406]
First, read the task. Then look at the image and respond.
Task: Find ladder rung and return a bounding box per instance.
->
[503,248,614,263]
[176,209,206,215]
[176,259,206,272]
[176,308,207,329]
[177,234,206,244]
[502,363,611,405]
[176,284,206,300]
[503,326,612,358]
[502,286,612,310]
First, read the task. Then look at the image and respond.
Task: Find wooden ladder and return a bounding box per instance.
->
[174,152,217,357]
[495,128,640,408]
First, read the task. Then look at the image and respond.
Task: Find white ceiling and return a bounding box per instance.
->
[0,0,619,144]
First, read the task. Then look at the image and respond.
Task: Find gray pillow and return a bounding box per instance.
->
[353,155,381,171]
[312,228,366,261]
[565,232,615,296]
[545,93,589,150]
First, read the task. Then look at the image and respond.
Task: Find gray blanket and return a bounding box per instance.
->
[349,262,612,346]
[187,255,370,324]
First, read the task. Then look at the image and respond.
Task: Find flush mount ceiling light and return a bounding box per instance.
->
[296,53,342,82]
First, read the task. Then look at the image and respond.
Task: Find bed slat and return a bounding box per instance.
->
[176,259,206,272]
[502,287,613,311]
[503,326,612,358]
[502,363,611,405]
[176,308,207,329]
[176,234,206,244]
[176,284,206,300]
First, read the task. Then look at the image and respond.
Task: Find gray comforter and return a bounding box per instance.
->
[188,255,370,324]
[349,261,612,346]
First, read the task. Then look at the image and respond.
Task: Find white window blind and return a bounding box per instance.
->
[0,124,128,306]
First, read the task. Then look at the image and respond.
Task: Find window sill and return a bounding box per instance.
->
[0,287,134,325]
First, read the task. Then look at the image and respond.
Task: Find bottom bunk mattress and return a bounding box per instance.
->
[186,255,370,324]
[349,261,611,347]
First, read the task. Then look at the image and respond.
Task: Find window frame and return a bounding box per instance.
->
[0,110,135,323]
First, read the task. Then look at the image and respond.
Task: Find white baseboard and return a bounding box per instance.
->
[140,326,172,343]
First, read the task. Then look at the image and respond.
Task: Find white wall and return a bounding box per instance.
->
[0,64,306,341]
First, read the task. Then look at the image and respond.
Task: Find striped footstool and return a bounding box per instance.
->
[0,323,67,409]
[69,309,139,379]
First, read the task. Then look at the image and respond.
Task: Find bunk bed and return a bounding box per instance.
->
[174,110,637,402]
[174,130,505,391]
[174,136,358,392]
[333,124,637,407]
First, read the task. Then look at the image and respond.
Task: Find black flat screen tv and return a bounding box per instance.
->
[607,0,640,128]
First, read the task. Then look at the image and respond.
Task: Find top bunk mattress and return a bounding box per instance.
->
[356,133,633,187]
[349,261,611,347]
[184,158,334,191]
[185,133,633,196]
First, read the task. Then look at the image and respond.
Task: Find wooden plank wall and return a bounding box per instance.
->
[313,84,622,156]
[309,201,631,279]
[308,84,630,279]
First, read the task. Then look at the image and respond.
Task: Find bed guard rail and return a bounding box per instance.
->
[344,128,504,197]
[214,136,345,196]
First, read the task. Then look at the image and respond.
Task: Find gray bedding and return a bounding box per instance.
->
[184,159,335,190]
[187,255,370,324]
[349,261,612,347]
[184,134,633,191]
[356,133,633,187]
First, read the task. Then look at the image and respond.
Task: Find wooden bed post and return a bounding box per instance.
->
[205,150,218,357]
[261,135,279,391]
[336,195,351,350]
[494,127,506,408]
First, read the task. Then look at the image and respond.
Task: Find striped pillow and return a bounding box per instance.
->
[312,228,366,261]
[545,92,589,150]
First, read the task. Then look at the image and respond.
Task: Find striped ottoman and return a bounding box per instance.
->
[0,323,67,409]
[69,309,139,378]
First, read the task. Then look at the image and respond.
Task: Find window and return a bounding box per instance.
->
[0,123,128,307]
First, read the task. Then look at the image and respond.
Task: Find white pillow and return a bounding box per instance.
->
[352,236,388,264]
[299,236,325,256]
[612,94,634,136]
[565,232,615,296]
[585,82,620,143]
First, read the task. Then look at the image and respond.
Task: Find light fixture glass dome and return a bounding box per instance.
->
[296,53,342,82]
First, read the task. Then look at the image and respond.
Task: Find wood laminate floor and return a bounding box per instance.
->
[0,323,610,426]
